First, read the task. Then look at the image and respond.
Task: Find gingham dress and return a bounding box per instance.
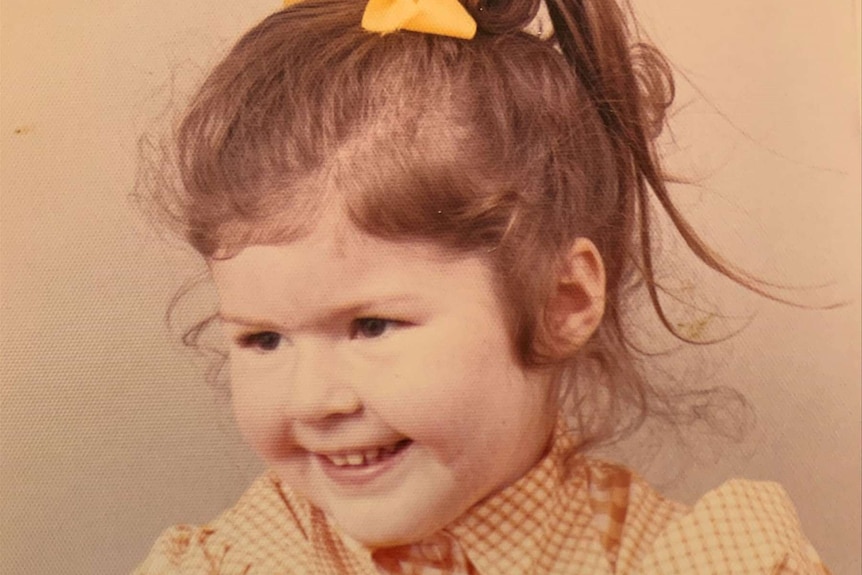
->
[134,431,829,574]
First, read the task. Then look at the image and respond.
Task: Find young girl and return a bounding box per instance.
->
[135,0,830,572]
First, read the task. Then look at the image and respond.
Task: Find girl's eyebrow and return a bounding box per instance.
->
[217,313,284,331]
[217,295,427,330]
[346,294,426,313]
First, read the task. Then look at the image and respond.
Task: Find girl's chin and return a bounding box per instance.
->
[323,498,453,548]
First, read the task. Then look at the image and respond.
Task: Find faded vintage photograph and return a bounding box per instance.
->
[1,1,860,573]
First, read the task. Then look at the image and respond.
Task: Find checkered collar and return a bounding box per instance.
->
[443,425,596,574]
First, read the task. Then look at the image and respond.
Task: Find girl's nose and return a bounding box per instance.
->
[283,344,361,422]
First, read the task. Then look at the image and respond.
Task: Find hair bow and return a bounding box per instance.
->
[361,0,476,39]
[282,0,555,43]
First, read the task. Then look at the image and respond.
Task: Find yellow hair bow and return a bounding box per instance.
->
[281,0,476,40]
[362,0,476,39]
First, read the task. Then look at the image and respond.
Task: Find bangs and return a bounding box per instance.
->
[207,116,527,257]
[343,139,520,252]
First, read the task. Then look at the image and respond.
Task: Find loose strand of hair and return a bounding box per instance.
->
[549,0,840,351]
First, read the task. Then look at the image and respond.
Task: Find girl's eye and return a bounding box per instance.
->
[351,317,393,339]
[238,331,282,351]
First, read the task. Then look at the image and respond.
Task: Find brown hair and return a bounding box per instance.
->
[152,0,757,449]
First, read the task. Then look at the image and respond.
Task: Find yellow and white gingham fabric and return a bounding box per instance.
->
[134,430,830,574]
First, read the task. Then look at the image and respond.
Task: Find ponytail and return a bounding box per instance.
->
[549,0,778,342]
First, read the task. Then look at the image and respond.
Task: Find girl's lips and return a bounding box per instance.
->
[316,439,413,488]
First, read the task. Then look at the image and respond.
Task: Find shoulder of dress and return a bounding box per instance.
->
[566,457,688,572]
[570,456,689,518]
[131,472,316,575]
[635,478,829,574]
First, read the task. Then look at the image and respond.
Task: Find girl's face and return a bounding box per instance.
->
[211,215,559,547]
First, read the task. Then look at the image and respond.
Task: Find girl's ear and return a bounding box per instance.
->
[544,238,606,353]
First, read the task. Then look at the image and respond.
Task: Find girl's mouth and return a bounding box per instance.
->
[316,439,413,487]
[321,439,412,468]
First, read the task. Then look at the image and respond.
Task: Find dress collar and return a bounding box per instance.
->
[442,423,590,574]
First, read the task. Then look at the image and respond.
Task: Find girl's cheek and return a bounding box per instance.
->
[229,365,286,446]
[231,396,291,460]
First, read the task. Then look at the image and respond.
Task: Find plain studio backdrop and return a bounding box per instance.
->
[1,1,859,573]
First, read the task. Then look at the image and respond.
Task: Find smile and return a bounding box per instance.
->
[320,439,413,468]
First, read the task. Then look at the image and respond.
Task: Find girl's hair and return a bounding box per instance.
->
[151,0,756,449]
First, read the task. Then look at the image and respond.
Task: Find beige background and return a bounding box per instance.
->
[1,1,860,573]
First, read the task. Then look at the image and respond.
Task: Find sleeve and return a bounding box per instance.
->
[132,525,230,575]
[637,479,830,574]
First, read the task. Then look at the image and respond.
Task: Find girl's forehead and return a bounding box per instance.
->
[211,222,494,318]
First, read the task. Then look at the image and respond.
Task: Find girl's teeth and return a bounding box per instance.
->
[324,444,401,467]
[328,454,349,466]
